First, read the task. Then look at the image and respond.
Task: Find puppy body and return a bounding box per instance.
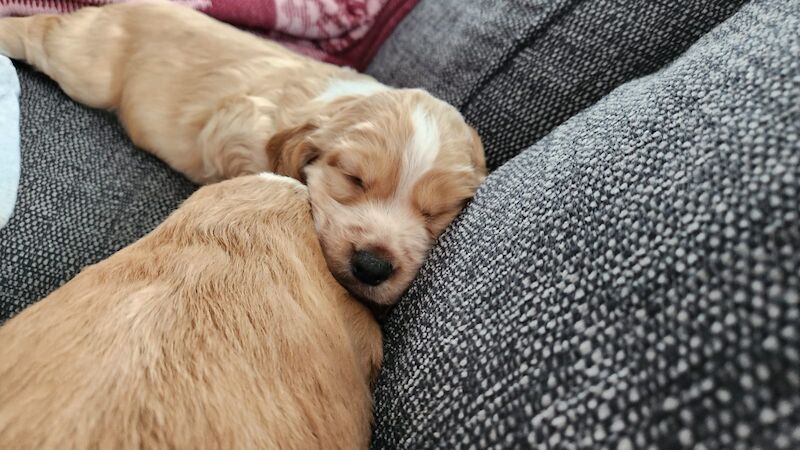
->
[0,0,487,304]
[0,175,383,450]
[0,0,357,183]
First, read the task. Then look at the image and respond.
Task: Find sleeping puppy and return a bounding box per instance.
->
[0,174,383,449]
[0,0,487,306]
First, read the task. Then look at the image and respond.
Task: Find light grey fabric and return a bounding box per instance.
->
[367,0,747,170]
[372,0,800,447]
[0,66,196,321]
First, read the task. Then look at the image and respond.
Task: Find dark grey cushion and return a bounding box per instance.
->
[367,0,747,170]
[371,0,800,448]
[0,66,196,320]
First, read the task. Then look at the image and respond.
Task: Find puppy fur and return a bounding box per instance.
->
[0,0,487,305]
[0,174,383,450]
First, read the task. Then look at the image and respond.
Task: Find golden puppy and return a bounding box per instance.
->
[0,0,487,305]
[0,174,382,450]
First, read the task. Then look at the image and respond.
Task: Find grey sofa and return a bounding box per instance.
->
[1,0,799,448]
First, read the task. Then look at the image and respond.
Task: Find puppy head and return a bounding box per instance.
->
[175,173,312,243]
[268,88,486,305]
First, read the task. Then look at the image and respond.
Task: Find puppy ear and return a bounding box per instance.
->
[265,123,319,182]
[468,127,488,178]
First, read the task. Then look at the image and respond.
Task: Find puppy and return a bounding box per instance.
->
[0,174,383,450]
[0,0,487,305]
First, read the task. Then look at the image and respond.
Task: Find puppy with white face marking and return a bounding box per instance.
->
[279,89,484,304]
[0,174,383,449]
[0,0,487,305]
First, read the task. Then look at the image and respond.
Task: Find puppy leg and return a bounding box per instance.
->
[0,17,24,59]
[0,10,125,109]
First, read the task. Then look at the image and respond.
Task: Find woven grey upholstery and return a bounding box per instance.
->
[367,0,747,169]
[0,66,196,319]
[371,0,800,447]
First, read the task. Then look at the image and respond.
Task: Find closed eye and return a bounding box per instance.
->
[346,174,365,190]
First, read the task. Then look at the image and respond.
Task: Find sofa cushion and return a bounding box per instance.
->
[371,0,800,447]
[0,66,196,320]
[367,0,748,170]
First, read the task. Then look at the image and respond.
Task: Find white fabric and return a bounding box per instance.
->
[0,56,20,229]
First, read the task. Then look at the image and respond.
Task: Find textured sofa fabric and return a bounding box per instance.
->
[367,0,747,169]
[371,0,800,448]
[0,66,196,319]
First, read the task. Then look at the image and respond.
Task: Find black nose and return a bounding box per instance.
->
[350,251,393,286]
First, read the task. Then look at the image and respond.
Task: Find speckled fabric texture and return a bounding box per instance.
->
[371,0,800,448]
[0,66,197,319]
[367,0,747,170]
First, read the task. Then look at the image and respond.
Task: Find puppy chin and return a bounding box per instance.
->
[341,274,403,306]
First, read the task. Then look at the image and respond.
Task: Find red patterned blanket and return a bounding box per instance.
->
[0,0,417,70]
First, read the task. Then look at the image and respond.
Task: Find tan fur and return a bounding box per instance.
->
[0,174,382,450]
[0,0,347,182]
[0,0,487,305]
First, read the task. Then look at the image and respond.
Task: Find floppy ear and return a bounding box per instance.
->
[265,123,319,182]
[468,127,488,178]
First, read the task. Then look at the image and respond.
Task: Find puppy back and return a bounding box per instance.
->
[0,175,381,450]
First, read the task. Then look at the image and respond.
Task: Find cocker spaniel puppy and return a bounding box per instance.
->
[0,0,487,304]
[0,174,383,449]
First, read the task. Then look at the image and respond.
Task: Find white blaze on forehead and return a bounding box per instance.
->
[398,107,440,195]
[316,78,388,103]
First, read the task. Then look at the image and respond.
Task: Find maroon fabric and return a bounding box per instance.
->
[322,0,418,70]
[0,0,418,69]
